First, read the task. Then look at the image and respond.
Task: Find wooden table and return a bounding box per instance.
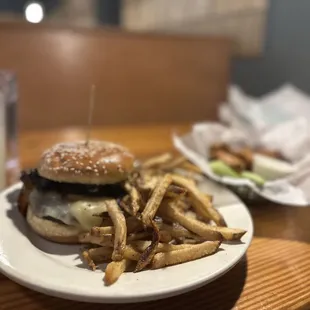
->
[1,124,310,310]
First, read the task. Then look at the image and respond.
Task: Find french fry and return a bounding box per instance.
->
[183,239,201,244]
[126,216,144,233]
[104,259,131,286]
[78,232,113,247]
[135,174,160,192]
[107,200,127,261]
[159,203,222,241]
[142,153,173,169]
[135,220,160,272]
[159,230,173,243]
[157,243,193,251]
[174,199,191,211]
[159,156,187,171]
[86,245,141,264]
[151,241,221,269]
[124,182,142,215]
[158,223,197,239]
[130,241,192,253]
[171,174,226,226]
[141,174,172,226]
[88,247,113,262]
[90,218,142,238]
[185,210,197,220]
[203,225,247,241]
[165,185,187,199]
[127,232,151,241]
[82,250,97,271]
[161,202,246,241]
[127,230,171,243]
[91,226,114,236]
[123,245,141,261]
[180,161,203,174]
[205,194,213,202]
[118,196,134,216]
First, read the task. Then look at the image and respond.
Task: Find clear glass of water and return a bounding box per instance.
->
[0,71,19,189]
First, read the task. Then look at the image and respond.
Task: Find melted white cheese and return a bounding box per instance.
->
[29,190,109,231]
[70,200,107,231]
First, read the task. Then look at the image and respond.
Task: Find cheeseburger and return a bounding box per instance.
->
[18,140,135,243]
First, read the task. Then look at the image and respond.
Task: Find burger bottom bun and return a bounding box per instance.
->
[26,205,82,244]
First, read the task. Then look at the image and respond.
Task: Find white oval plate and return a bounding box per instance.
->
[0,181,253,303]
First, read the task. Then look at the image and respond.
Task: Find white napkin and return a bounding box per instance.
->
[174,83,310,206]
[220,84,310,133]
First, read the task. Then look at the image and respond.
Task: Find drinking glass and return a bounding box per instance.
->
[0,71,19,189]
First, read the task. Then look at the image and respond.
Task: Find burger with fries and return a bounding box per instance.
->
[18,141,247,286]
[18,140,135,243]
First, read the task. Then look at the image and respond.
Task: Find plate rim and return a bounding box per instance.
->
[0,182,253,303]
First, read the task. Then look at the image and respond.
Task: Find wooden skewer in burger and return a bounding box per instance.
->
[18,85,135,243]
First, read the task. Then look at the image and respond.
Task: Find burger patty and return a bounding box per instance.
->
[20,169,127,198]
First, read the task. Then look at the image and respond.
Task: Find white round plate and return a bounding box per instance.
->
[0,181,253,303]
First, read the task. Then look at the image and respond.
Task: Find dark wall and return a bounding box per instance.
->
[100,0,310,96]
[0,0,27,13]
[232,0,310,96]
[97,0,121,25]
[0,0,59,14]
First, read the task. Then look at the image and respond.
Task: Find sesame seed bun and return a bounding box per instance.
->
[26,206,81,244]
[37,140,135,185]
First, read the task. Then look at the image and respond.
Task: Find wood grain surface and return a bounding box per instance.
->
[0,23,231,130]
[1,124,310,310]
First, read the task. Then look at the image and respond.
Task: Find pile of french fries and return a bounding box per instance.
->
[80,153,247,285]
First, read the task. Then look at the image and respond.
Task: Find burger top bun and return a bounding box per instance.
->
[38,140,135,185]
